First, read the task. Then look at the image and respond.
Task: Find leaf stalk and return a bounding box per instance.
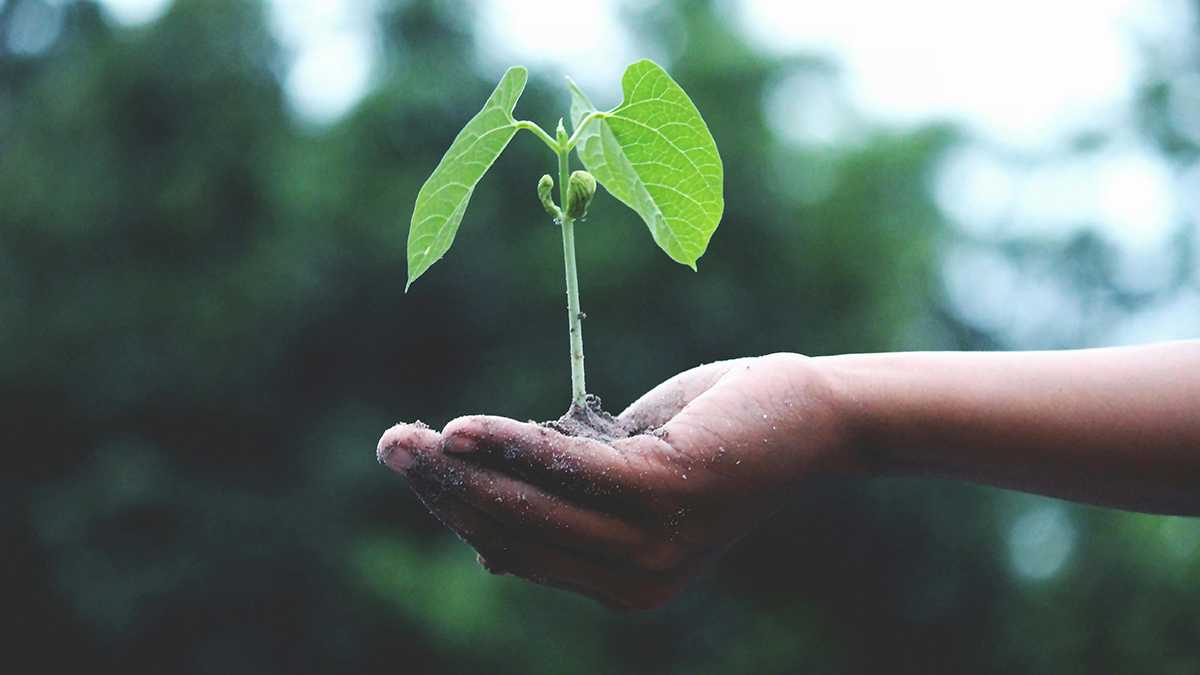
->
[564,111,608,151]
[515,120,559,152]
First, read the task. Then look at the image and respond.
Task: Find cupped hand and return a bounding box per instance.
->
[377,353,854,610]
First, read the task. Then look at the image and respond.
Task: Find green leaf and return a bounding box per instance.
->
[406,66,528,290]
[569,60,724,269]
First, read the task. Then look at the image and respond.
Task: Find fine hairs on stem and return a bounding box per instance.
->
[556,125,589,409]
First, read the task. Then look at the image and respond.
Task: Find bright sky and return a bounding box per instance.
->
[738,0,1192,147]
[94,0,168,26]
[97,0,1199,345]
[266,0,376,125]
[95,0,1193,145]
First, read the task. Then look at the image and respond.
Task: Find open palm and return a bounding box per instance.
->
[378,354,848,609]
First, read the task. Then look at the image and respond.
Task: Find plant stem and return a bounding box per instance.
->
[515,121,558,152]
[563,111,607,151]
[557,145,587,408]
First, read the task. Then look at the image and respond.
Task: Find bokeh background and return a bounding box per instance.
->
[4,0,1199,672]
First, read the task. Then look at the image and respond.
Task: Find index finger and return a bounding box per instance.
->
[441,415,659,504]
[377,421,442,473]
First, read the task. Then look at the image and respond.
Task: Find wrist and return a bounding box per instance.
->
[810,354,893,477]
[755,352,876,479]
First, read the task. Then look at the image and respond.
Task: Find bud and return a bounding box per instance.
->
[537,174,559,218]
[555,118,569,147]
[566,170,596,219]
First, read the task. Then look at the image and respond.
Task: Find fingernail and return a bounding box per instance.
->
[376,425,415,470]
[442,432,475,454]
[441,417,482,454]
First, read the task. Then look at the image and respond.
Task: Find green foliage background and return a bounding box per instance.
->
[2,1,1197,673]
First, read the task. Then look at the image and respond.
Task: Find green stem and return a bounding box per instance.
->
[557,146,587,408]
[515,121,559,152]
[563,111,608,151]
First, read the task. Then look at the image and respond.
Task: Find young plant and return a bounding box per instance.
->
[406,60,724,424]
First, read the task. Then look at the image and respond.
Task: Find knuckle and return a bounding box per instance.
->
[441,416,488,449]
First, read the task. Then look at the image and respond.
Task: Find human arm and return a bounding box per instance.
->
[377,341,1200,608]
[820,340,1200,515]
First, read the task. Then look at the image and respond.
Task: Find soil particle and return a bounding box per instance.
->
[543,393,634,442]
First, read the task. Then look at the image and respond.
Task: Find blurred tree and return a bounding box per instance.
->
[1,0,1196,673]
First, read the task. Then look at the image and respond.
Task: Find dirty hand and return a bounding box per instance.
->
[377,353,857,610]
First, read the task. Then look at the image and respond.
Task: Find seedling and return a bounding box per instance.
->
[406,60,724,431]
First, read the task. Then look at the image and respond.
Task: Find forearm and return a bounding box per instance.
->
[815,341,1200,515]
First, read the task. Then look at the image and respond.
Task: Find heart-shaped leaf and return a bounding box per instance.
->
[570,60,724,269]
[407,66,528,290]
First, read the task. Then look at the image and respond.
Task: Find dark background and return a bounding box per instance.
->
[3,0,1198,672]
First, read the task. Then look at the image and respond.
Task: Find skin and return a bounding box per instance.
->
[378,341,1200,610]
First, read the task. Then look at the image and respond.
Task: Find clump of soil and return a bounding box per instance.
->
[544,394,634,442]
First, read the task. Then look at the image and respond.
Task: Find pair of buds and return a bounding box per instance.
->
[538,171,596,221]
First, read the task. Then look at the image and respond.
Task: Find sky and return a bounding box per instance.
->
[90,0,1191,136]
[95,0,1200,346]
[93,0,1194,144]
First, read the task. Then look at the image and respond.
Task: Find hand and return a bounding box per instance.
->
[377,353,855,610]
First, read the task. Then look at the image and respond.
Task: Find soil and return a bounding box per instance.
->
[543,393,636,442]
